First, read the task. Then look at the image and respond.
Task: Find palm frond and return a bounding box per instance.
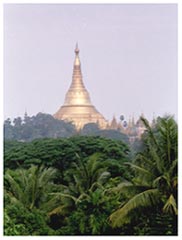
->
[126,162,155,186]
[4,173,25,204]
[50,192,77,203]
[156,171,174,189]
[140,116,159,149]
[109,188,160,228]
[163,194,177,215]
[135,153,155,168]
[125,162,153,176]
[89,182,104,192]
[148,145,164,174]
[168,159,178,177]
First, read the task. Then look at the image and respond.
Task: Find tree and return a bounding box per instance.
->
[48,153,111,209]
[4,118,14,139]
[109,116,177,234]
[5,165,57,210]
[46,153,113,232]
[59,188,118,235]
[13,117,22,127]
[52,151,131,235]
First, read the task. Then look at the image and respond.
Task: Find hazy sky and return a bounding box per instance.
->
[4,4,177,122]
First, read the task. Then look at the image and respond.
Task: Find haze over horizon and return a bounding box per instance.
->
[4,4,178,123]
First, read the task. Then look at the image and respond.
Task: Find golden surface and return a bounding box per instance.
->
[54,45,107,129]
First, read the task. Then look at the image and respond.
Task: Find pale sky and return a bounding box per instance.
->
[3,4,178,123]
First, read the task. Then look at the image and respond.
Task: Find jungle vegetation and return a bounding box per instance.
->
[4,115,178,235]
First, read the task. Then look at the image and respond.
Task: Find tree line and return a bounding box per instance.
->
[4,116,178,235]
[4,112,129,142]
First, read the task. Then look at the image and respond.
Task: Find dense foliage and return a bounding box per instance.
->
[4,116,178,235]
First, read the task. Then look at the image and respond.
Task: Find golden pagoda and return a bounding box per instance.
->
[53,44,107,130]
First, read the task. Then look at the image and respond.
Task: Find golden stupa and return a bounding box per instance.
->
[53,44,107,130]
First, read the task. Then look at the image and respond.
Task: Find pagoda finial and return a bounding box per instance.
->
[75,42,79,55]
[74,43,80,66]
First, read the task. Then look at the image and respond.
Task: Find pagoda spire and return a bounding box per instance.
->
[53,45,107,129]
[63,44,91,105]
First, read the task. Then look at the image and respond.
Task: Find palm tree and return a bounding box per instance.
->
[109,116,178,228]
[4,165,57,210]
[47,153,111,217]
